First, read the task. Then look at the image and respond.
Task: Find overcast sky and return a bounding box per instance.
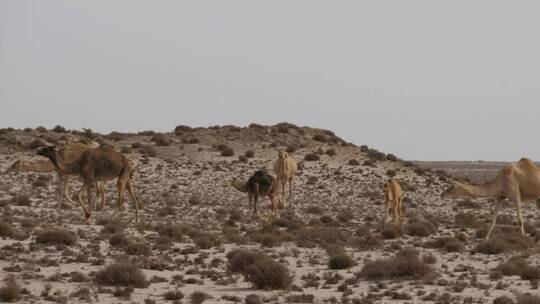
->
[1,1,539,161]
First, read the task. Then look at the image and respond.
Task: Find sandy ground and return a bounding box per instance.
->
[0,125,537,303]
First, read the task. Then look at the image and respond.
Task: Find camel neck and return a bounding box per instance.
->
[458,181,497,198]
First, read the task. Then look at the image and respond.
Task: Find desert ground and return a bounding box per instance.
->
[0,123,538,304]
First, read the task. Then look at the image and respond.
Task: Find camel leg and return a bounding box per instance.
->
[75,182,92,220]
[112,180,127,220]
[126,181,140,223]
[383,201,391,224]
[516,199,525,237]
[56,174,64,210]
[96,182,105,211]
[63,175,78,208]
[486,198,501,240]
[289,177,293,199]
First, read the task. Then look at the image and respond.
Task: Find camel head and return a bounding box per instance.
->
[4,160,21,174]
[277,151,289,160]
[36,146,58,165]
[441,182,462,199]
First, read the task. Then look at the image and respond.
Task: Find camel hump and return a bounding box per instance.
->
[517,158,537,170]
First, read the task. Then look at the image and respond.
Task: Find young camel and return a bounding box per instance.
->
[37,145,141,222]
[229,170,283,218]
[383,179,403,225]
[273,151,297,206]
[4,159,106,210]
[442,158,540,240]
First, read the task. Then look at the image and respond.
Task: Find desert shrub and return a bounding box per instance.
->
[12,195,31,206]
[221,147,235,157]
[120,146,132,154]
[109,232,130,248]
[325,149,336,156]
[381,224,400,239]
[348,159,360,166]
[101,220,126,234]
[495,256,529,276]
[361,248,433,280]
[476,232,534,254]
[421,252,437,264]
[405,221,437,237]
[493,296,514,304]
[305,206,322,214]
[187,138,200,144]
[163,289,184,300]
[517,293,540,304]
[35,228,77,246]
[455,212,478,228]
[328,253,356,270]
[95,263,149,288]
[286,144,297,153]
[245,150,255,158]
[151,135,172,146]
[304,153,320,161]
[174,125,193,135]
[157,224,184,242]
[139,145,157,157]
[0,277,21,302]
[238,155,248,163]
[125,242,152,256]
[52,125,67,133]
[245,259,292,290]
[425,237,465,253]
[386,169,397,177]
[386,154,398,161]
[313,134,327,142]
[191,291,211,304]
[192,232,221,249]
[245,294,262,304]
[0,220,15,238]
[227,250,269,274]
[367,149,386,161]
[336,210,354,223]
[107,131,127,141]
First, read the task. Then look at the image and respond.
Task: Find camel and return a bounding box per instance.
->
[383,179,403,225]
[442,158,540,240]
[273,151,297,205]
[229,170,283,218]
[37,145,141,222]
[5,148,107,211]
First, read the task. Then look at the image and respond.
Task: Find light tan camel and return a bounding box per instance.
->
[229,170,283,218]
[4,159,106,210]
[273,151,297,205]
[442,158,540,239]
[383,179,403,225]
[37,145,141,222]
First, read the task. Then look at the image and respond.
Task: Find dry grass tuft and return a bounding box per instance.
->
[35,228,77,246]
[227,249,292,290]
[95,263,149,288]
[328,253,356,270]
[0,276,22,302]
[361,248,434,280]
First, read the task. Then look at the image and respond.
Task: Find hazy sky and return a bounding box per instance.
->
[1,1,539,161]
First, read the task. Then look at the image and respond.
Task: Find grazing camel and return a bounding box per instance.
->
[383,179,403,225]
[229,170,283,218]
[37,145,141,222]
[442,158,540,240]
[5,152,106,211]
[273,151,297,205]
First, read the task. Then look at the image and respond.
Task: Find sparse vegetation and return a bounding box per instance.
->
[35,228,77,246]
[95,263,149,288]
[328,253,356,270]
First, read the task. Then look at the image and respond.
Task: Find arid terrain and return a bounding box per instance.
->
[0,123,538,304]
